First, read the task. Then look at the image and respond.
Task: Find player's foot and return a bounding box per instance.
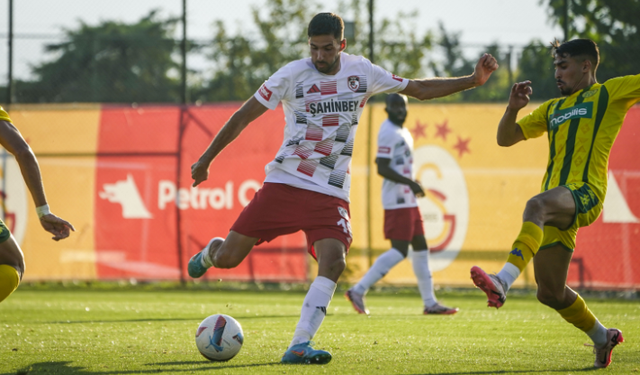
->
[424,303,459,315]
[345,289,369,315]
[281,341,332,365]
[187,238,222,278]
[470,266,507,308]
[588,328,624,368]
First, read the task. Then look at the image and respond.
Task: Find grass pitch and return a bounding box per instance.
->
[0,285,638,374]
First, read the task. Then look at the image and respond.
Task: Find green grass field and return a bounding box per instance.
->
[0,285,638,374]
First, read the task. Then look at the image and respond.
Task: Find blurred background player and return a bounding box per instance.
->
[470,39,638,368]
[345,93,458,316]
[0,107,75,304]
[189,12,496,364]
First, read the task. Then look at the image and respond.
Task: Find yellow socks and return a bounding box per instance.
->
[0,264,20,303]
[557,294,597,332]
[507,221,543,272]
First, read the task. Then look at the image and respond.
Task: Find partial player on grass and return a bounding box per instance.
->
[345,93,458,316]
[0,107,75,304]
[470,39,638,369]
[189,12,497,365]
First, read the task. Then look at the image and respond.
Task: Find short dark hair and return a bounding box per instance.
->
[552,38,600,73]
[308,12,344,40]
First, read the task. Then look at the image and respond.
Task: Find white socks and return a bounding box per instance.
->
[352,249,405,295]
[497,262,520,291]
[411,250,437,308]
[289,276,336,348]
[587,319,608,347]
[201,237,224,268]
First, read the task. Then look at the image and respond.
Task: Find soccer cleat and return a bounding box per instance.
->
[187,238,220,278]
[588,328,624,368]
[424,303,459,315]
[470,266,507,308]
[281,341,332,365]
[345,289,369,315]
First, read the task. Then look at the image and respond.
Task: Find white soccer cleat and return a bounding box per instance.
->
[588,328,624,368]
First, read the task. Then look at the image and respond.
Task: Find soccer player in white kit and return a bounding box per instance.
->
[346,93,458,316]
[189,12,497,364]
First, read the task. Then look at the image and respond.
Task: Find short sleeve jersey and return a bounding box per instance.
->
[518,74,640,200]
[253,52,408,202]
[0,107,11,123]
[376,119,417,209]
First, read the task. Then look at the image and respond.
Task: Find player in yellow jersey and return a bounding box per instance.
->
[470,39,638,368]
[0,106,75,304]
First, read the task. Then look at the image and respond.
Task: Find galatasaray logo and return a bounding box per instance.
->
[411,120,470,272]
[0,151,28,245]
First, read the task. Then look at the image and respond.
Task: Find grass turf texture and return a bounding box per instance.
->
[0,286,638,374]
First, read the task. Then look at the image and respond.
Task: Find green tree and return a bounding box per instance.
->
[196,0,319,102]
[542,0,640,81]
[15,11,181,103]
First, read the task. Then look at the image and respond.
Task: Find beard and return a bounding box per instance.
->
[389,114,406,125]
[314,57,340,74]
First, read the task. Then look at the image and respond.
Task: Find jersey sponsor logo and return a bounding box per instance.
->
[392,74,403,82]
[549,102,593,128]
[307,84,321,94]
[347,76,360,92]
[258,84,273,101]
[99,174,153,219]
[308,99,360,115]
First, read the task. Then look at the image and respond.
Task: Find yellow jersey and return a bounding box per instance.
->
[518,74,640,201]
[0,107,11,123]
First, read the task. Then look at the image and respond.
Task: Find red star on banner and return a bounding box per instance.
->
[435,120,451,141]
[453,136,471,158]
[411,120,427,140]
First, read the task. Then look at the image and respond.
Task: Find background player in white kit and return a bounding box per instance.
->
[189,12,497,364]
[346,93,458,316]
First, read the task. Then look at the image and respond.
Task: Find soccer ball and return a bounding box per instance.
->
[195,314,244,361]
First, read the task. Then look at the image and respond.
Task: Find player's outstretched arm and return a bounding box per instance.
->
[376,158,425,198]
[399,53,499,101]
[191,97,268,187]
[0,120,75,241]
[497,81,531,147]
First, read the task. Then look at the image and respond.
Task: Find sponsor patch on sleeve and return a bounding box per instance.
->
[391,74,404,82]
[258,84,273,101]
[378,146,391,154]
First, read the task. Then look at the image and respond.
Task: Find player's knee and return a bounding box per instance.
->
[524,196,548,222]
[536,288,564,308]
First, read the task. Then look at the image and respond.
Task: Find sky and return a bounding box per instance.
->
[0,0,564,82]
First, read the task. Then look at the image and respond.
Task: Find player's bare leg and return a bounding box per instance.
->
[0,235,24,303]
[534,244,619,367]
[472,186,575,307]
[188,231,258,278]
[282,238,345,365]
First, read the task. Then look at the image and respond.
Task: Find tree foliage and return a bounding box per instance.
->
[15,11,181,103]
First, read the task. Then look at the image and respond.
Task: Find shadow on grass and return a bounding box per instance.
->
[5,360,282,374]
[44,315,299,324]
[405,367,598,375]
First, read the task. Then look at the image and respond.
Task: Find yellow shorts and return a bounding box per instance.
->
[539,182,602,252]
[0,219,9,243]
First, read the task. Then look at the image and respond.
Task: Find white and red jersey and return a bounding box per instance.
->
[253,52,408,202]
[376,119,417,210]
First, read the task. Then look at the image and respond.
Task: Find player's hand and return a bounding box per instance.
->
[508,81,532,110]
[409,180,425,198]
[191,159,210,187]
[39,214,75,241]
[472,53,499,87]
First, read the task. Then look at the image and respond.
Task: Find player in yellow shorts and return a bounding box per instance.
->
[0,106,75,304]
[469,39,638,368]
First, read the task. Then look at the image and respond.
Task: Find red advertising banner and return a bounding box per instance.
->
[94,105,308,282]
[571,106,640,289]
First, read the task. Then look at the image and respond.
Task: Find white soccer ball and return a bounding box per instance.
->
[195,314,244,361]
